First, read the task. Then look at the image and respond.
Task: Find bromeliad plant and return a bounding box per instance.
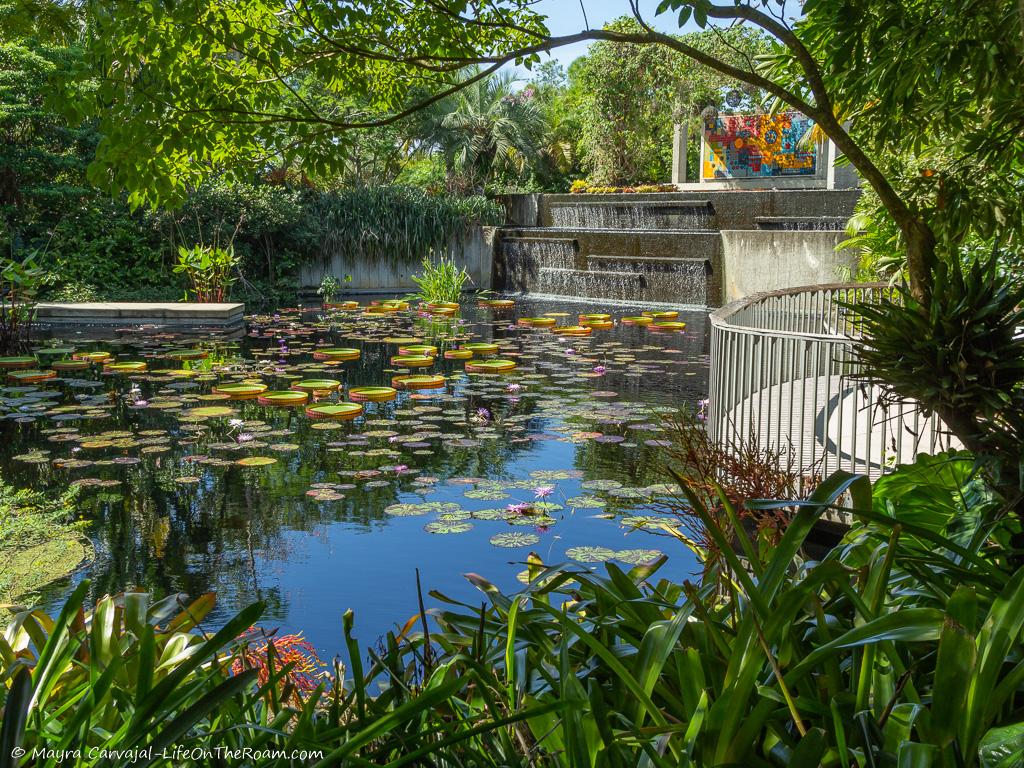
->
[415,454,1024,767]
[0,584,264,767]
[173,244,240,302]
[0,584,560,766]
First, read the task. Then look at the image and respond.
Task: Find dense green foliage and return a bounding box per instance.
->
[4,457,1024,766]
[568,20,768,185]
[0,39,93,240]
[8,176,499,306]
[0,11,505,305]
[296,185,501,273]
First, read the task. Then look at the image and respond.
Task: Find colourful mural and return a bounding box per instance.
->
[702,112,817,179]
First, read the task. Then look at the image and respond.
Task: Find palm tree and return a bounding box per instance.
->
[427,68,545,193]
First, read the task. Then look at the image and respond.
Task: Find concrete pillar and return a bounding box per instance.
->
[826,138,837,190]
[671,123,688,185]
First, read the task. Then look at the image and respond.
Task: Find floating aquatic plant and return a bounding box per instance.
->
[489,532,540,548]
[565,545,616,563]
[424,520,473,534]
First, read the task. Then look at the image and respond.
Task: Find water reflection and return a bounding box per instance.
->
[4,297,709,653]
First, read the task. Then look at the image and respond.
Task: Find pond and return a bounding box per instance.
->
[3,296,709,656]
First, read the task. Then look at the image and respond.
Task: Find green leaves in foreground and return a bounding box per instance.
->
[4,462,1024,766]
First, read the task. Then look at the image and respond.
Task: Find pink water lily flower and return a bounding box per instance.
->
[534,485,555,499]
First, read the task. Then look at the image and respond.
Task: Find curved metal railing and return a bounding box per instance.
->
[707,283,954,478]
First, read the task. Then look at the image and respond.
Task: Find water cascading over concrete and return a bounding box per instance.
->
[498,198,720,305]
[494,189,861,307]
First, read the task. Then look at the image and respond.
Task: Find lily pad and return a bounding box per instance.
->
[615,549,664,565]
[258,390,309,406]
[187,406,236,418]
[581,479,623,491]
[424,520,473,534]
[236,456,277,467]
[566,495,606,508]
[349,386,397,403]
[464,488,509,500]
[565,546,616,563]
[489,532,540,548]
[291,378,341,392]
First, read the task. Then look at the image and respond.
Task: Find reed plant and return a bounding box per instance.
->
[409,255,472,305]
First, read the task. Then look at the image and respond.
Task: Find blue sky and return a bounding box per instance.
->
[518,1,800,75]
[525,0,698,71]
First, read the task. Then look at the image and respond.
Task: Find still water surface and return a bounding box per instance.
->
[3,297,709,655]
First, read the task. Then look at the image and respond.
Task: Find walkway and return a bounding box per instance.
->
[709,284,956,480]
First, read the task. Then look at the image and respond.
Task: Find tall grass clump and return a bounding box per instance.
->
[409,255,472,304]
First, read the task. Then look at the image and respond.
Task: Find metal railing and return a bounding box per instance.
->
[707,283,955,478]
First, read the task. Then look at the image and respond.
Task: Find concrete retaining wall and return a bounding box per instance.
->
[720,230,857,303]
[495,194,541,227]
[537,189,861,230]
[298,226,496,294]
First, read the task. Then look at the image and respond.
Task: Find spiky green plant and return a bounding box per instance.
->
[409,255,471,304]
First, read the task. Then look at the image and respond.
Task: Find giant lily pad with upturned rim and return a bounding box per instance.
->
[307,402,363,420]
[465,359,517,374]
[349,386,397,403]
[312,347,360,361]
[258,390,309,406]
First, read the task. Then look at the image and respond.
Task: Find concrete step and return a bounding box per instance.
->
[499,227,718,237]
[588,255,710,268]
[549,199,713,210]
[35,302,246,330]
[755,216,848,231]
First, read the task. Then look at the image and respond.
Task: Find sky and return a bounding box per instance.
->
[523,0,701,72]
[517,0,800,76]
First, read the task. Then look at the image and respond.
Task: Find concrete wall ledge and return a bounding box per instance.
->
[719,230,855,303]
[35,302,246,328]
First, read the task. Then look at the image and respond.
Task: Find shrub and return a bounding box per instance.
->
[0,252,45,354]
[41,196,166,294]
[173,244,240,302]
[655,409,821,572]
[50,280,101,302]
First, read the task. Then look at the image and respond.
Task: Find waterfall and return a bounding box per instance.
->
[497,197,718,306]
[549,201,714,230]
[495,191,854,307]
